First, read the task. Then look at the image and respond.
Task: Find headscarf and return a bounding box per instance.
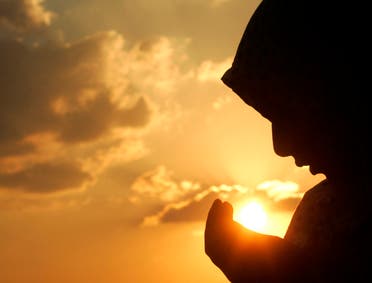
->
[222,0,365,117]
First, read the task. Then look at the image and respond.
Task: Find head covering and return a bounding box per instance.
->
[222,0,365,115]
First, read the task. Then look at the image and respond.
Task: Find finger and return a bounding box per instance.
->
[211,198,223,209]
[222,201,233,219]
[207,199,234,222]
[207,199,223,220]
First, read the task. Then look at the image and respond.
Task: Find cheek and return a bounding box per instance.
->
[271,121,310,157]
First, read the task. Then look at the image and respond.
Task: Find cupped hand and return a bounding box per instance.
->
[204,199,239,269]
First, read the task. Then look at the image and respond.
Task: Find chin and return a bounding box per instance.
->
[309,164,323,175]
[294,158,308,168]
[309,166,317,175]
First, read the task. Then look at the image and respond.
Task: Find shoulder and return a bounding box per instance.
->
[284,179,332,247]
[298,179,331,208]
[301,179,329,200]
[285,178,370,247]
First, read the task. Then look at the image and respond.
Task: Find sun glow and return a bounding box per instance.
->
[234,201,268,233]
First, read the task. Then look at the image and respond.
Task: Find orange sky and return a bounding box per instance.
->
[0,1,325,282]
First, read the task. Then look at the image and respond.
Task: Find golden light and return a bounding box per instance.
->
[234,201,268,233]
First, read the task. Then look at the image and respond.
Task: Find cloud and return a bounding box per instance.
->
[256,180,304,202]
[0,0,54,32]
[131,169,252,226]
[271,197,302,212]
[130,165,200,203]
[0,31,151,146]
[132,169,305,226]
[0,31,153,191]
[0,5,203,194]
[0,161,91,193]
[0,5,205,195]
[141,184,302,226]
[159,184,249,224]
[0,141,35,157]
[196,57,232,82]
[141,193,215,227]
[0,0,295,205]
[127,36,192,95]
[58,95,150,143]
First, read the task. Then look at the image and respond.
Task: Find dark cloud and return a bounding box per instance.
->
[0,0,54,32]
[58,95,150,143]
[0,141,35,157]
[0,161,91,193]
[0,10,156,193]
[0,1,201,195]
[161,192,219,223]
[115,97,150,127]
[0,31,151,152]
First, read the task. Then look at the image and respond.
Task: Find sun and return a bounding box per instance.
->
[234,201,268,233]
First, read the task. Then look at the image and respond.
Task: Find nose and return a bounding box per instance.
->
[271,122,293,157]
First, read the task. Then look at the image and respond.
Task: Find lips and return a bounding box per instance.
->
[295,159,319,175]
[294,158,307,167]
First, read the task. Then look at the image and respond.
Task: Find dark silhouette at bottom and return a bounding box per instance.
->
[205,1,371,282]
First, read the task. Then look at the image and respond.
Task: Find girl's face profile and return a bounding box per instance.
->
[270,106,349,179]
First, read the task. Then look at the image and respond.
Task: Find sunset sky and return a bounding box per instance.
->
[0,1,325,282]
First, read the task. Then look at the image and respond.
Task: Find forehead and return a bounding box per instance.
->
[232,77,326,122]
[222,59,336,127]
